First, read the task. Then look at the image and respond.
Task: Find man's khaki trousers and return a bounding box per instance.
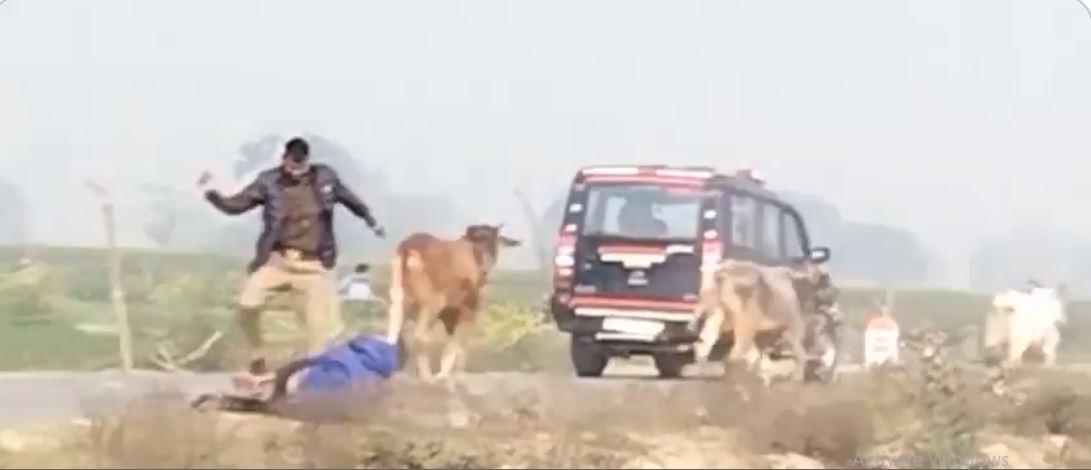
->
[237,251,343,372]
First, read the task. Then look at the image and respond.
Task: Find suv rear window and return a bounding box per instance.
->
[580,184,703,240]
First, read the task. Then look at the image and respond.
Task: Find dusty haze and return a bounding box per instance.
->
[2,0,1091,290]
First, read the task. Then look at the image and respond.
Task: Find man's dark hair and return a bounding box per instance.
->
[284,137,310,162]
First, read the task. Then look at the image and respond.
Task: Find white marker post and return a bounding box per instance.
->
[864,309,900,369]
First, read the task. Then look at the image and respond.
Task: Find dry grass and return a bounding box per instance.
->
[0,372,978,468]
[6,366,1091,469]
[8,309,1091,469]
[1000,370,1091,443]
[11,248,1091,468]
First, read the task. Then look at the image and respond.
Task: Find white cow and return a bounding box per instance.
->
[985,284,1067,367]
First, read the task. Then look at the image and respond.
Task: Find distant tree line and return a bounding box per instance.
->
[780,191,931,286]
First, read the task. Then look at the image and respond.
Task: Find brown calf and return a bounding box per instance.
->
[385,224,521,381]
[695,259,824,382]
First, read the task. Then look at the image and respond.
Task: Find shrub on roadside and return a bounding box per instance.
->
[131,273,238,371]
[463,301,566,373]
[0,263,60,321]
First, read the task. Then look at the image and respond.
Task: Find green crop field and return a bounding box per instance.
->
[1,245,1089,371]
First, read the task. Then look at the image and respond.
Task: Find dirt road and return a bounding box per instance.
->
[5,360,1091,469]
[0,360,714,429]
[5,360,1090,431]
[1,370,232,429]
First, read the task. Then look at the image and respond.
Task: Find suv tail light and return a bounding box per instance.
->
[554,224,577,288]
[701,229,721,270]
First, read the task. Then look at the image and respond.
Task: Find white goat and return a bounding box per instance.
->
[986,285,1067,367]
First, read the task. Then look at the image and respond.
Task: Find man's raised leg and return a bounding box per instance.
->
[235,262,286,392]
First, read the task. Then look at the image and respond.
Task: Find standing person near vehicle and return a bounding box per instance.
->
[198,137,387,390]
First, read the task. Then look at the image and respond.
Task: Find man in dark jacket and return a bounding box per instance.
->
[199,137,386,390]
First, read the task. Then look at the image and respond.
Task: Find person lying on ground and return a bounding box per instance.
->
[193,331,400,418]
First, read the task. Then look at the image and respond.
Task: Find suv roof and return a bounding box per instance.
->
[574,164,780,200]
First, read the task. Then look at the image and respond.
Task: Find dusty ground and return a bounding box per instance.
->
[4,359,1091,469]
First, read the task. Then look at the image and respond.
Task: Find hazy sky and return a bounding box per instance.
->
[2,0,1091,285]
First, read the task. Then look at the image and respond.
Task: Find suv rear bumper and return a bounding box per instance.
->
[549,294,700,347]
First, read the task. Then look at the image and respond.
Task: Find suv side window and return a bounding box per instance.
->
[760,202,782,260]
[729,193,759,251]
[782,210,807,260]
[582,188,607,234]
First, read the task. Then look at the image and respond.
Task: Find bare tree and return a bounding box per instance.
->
[513,188,550,277]
[85,180,134,372]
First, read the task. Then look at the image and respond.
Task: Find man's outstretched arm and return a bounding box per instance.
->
[204,177,264,215]
[331,174,384,236]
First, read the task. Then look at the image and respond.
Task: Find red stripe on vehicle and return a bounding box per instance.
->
[581,175,707,187]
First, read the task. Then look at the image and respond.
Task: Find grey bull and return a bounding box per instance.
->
[693,259,832,382]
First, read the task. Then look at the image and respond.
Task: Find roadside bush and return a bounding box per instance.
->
[464,301,567,373]
[132,272,238,371]
[0,263,60,321]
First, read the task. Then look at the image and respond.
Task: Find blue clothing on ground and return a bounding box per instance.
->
[296,334,398,394]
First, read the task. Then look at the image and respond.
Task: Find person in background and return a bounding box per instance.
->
[339,263,375,302]
[11,249,36,272]
[337,263,387,334]
[198,136,386,392]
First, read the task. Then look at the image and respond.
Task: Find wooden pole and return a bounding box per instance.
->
[87,180,134,372]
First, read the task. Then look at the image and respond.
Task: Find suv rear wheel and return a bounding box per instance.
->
[653,352,689,379]
[570,337,609,378]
